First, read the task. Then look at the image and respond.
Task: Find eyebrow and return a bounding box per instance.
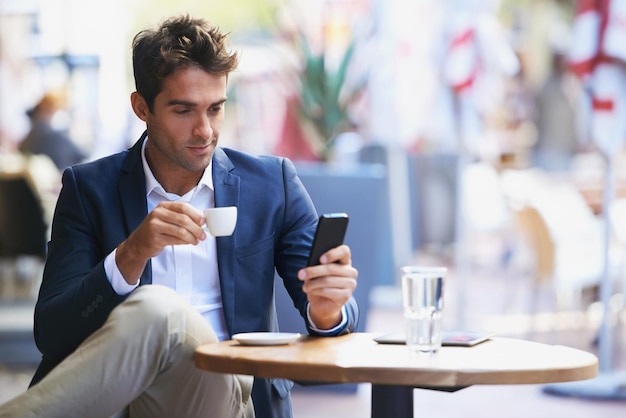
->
[167,98,228,107]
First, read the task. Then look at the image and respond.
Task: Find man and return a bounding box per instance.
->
[19,90,87,171]
[0,15,358,418]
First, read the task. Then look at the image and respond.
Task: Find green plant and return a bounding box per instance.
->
[295,30,367,160]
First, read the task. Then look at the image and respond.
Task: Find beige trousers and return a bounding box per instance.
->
[0,285,254,418]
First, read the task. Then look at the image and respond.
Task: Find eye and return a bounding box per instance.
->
[209,103,224,113]
[174,108,190,114]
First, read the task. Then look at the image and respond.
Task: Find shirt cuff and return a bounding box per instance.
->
[306,303,348,335]
[104,248,139,295]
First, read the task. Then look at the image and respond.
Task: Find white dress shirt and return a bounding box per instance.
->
[104,139,228,340]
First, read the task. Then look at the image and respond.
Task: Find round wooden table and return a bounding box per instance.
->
[195,332,598,418]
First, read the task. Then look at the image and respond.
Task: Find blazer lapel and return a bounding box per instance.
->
[212,148,239,207]
[212,148,240,333]
[119,131,152,284]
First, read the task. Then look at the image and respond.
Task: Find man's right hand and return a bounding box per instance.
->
[115,201,207,284]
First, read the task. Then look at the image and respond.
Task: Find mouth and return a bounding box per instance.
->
[188,139,217,154]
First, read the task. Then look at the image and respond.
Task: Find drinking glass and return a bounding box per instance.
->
[401,266,446,353]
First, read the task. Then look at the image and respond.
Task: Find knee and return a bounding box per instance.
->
[130,285,188,311]
[107,285,214,343]
[119,285,186,319]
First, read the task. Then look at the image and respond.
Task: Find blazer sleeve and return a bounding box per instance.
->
[34,167,127,363]
[273,158,359,336]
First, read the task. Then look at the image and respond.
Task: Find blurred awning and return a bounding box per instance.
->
[569,0,626,157]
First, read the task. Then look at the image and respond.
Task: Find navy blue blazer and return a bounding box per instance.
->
[31,133,359,418]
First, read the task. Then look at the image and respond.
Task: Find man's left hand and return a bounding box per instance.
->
[297,244,358,330]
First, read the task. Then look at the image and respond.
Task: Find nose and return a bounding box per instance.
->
[192,113,213,140]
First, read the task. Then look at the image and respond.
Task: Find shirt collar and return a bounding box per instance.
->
[141,137,214,198]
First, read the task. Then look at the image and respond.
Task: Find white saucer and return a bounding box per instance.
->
[232,332,302,346]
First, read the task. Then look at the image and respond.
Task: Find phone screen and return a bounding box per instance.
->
[306,213,349,266]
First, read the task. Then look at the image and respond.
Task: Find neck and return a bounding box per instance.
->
[150,165,202,196]
[144,143,203,196]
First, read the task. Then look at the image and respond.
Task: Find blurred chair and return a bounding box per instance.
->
[503,168,615,314]
[511,204,559,313]
[511,200,613,314]
[0,174,48,300]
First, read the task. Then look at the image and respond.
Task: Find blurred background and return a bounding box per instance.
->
[2,0,626,416]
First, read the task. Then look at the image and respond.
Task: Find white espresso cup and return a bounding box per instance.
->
[203,206,237,237]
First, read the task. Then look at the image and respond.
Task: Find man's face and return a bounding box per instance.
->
[135,67,228,180]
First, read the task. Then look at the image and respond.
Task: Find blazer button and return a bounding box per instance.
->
[81,311,88,318]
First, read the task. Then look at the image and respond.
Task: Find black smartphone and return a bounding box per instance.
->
[306,213,349,266]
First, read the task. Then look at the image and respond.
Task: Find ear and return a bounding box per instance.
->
[130,92,150,122]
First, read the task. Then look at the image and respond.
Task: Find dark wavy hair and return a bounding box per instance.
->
[132,15,239,112]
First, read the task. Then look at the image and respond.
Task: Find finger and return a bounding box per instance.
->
[140,210,201,246]
[153,203,206,240]
[319,244,352,265]
[161,201,206,224]
[299,263,358,283]
[162,222,204,244]
[143,216,199,246]
[304,288,356,304]
[301,274,357,294]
